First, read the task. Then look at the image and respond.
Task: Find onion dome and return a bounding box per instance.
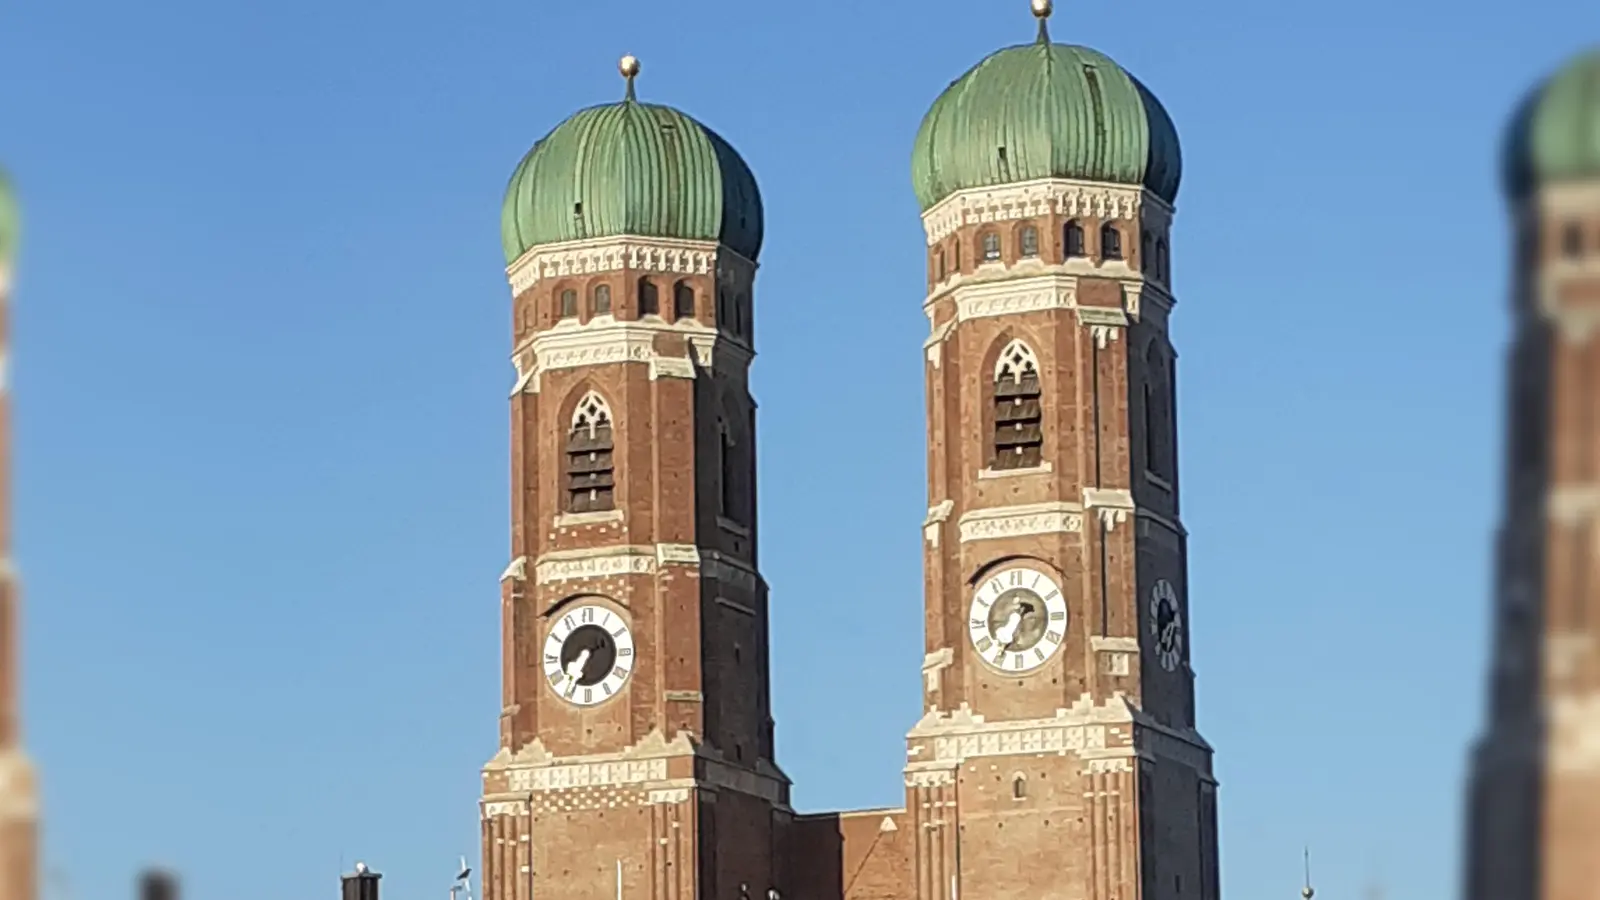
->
[1505,47,1600,197]
[500,55,764,265]
[910,0,1182,211]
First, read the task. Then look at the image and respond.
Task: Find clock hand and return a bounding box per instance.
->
[994,609,1024,647]
[565,649,592,682]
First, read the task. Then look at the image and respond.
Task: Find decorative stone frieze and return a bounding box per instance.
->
[957,501,1083,543]
[506,236,720,296]
[920,178,1164,246]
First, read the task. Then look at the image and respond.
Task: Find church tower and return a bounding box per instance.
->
[904,4,1218,900]
[479,57,791,900]
[1466,47,1600,900]
[0,168,36,900]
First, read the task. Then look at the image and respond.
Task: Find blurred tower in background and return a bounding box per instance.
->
[1466,47,1600,900]
[0,168,34,900]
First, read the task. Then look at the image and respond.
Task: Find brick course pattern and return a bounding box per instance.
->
[481,179,1220,900]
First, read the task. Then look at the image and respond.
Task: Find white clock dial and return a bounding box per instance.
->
[542,604,635,707]
[967,565,1068,674]
[1149,579,1184,673]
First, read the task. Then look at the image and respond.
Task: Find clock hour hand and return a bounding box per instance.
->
[993,609,1024,648]
[564,649,592,682]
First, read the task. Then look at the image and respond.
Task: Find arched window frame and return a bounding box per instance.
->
[558,287,579,319]
[591,283,613,316]
[980,231,1002,263]
[637,277,660,317]
[1563,222,1586,260]
[992,339,1045,471]
[1143,343,1173,482]
[936,248,947,281]
[565,391,617,514]
[1019,224,1040,259]
[1012,773,1028,800]
[1101,223,1124,261]
[673,280,696,320]
[1064,220,1086,258]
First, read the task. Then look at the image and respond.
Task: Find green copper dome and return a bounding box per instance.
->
[911,33,1182,211]
[1506,47,1600,197]
[0,169,16,267]
[500,86,763,265]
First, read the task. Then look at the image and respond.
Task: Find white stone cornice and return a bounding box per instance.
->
[535,546,658,584]
[501,556,528,583]
[505,235,736,296]
[1083,487,1136,531]
[923,500,954,546]
[1549,484,1600,524]
[920,178,1173,247]
[957,501,1084,543]
[510,317,753,394]
[940,273,1078,323]
[1538,179,1600,217]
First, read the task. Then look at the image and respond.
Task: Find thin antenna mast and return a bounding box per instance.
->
[1301,847,1316,900]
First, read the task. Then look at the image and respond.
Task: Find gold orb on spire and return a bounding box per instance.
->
[619,54,641,79]
[1030,0,1053,19]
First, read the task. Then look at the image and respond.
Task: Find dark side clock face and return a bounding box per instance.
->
[967,565,1068,673]
[1149,579,1184,672]
[543,604,635,707]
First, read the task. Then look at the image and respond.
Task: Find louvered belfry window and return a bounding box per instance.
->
[993,341,1044,470]
[566,393,616,513]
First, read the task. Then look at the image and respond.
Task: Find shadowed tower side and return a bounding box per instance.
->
[0,169,36,900]
[1467,46,1600,900]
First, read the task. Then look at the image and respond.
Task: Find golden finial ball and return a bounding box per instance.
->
[1030,0,1053,18]
[619,55,641,78]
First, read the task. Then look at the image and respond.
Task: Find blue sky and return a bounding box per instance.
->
[1,0,1592,898]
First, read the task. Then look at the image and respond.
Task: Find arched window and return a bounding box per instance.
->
[1020,226,1040,259]
[592,284,612,316]
[1142,233,1154,270]
[1064,221,1086,258]
[993,340,1044,470]
[1564,223,1586,259]
[1156,239,1169,282]
[1101,223,1123,260]
[1143,346,1172,480]
[559,288,578,319]
[565,392,616,513]
[954,239,962,270]
[637,278,659,316]
[936,249,947,281]
[674,281,696,320]
[1012,775,1027,800]
[981,231,1002,262]
[718,418,741,522]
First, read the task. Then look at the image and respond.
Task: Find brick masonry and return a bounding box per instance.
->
[1466,179,1600,900]
[480,180,1219,900]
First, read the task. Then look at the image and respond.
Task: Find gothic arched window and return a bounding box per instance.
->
[1101,223,1124,260]
[638,278,660,316]
[565,392,616,513]
[559,288,578,319]
[981,231,1002,262]
[1564,222,1586,259]
[1064,221,1086,258]
[1012,775,1028,799]
[1020,225,1040,259]
[936,248,947,281]
[592,284,612,316]
[674,281,696,320]
[993,340,1044,470]
[1143,345,1173,481]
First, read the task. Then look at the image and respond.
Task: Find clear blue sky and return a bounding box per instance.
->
[2,1,1592,899]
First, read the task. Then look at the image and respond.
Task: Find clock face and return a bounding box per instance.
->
[1149,579,1184,672]
[967,566,1068,674]
[543,604,635,707]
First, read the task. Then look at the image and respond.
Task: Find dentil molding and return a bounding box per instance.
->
[509,543,761,593]
[920,178,1172,247]
[505,235,757,296]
